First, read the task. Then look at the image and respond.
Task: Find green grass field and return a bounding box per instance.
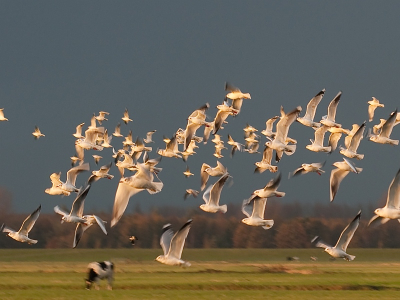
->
[1,248,400,300]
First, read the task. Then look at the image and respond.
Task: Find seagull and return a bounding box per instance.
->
[339,122,366,160]
[297,88,325,128]
[54,185,91,224]
[330,157,362,202]
[111,163,163,227]
[47,163,90,194]
[200,173,230,213]
[156,219,192,267]
[157,134,182,158]
[265,106,302,162]
[261,116,279,138]
[88,162,114,184]
[73,214,107,248]
[115,152,135,177]
[289,162,325,178]
[112,123,123,137]
[369,109,399,145]
[241,197,274,230]
[101,129,113,148]
[369,168,400,227]
[32,126,45,139]
[184,189,199,200]
[252,173,285,198]
[181,140,198,161]
[319,91,342,128]
[1,205,41,244]
[254,145,278,173]
[122,108,132,124]
[143,130,157,144]
[184,103,209,151]
[306,125,332,153]
[73,123,85,139]
[227,134,244,156]
[0,108,8,121]
[200,161,227,191]
[367,97,384,122]
[95,111,109,125]
[312,210,361,261]
[183,165,194,178]
[224,82,251,114]
[75,127,105,161]
[45,172,71,196]
[92,155,102,165]
[213,101,238,134]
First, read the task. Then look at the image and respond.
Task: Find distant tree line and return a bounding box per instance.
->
[0,188,398,249]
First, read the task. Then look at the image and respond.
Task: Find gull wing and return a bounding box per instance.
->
[275,106,302,143]
[111,180,143,227]
[224,82,240,92]
[326,91,342,121]
[263,173,281,191]
[343,157,358,173]
[304,89,325,120]
[54,205,69,217]
[200,163,210,191]
[50,172,63,187]
[168,219,192,259]
[66,163,90,186]
[368,214,391,227]
[348,122,365,152]
[241,198,253,218]
[160,224,173,255]
[314,125,329,146]
[208,173,230,206]
[290,166,306,178]
[73,222,91,248]
[251,197,267,219]
[328,132,342,152]
[266,116,278,132]
[386,168,400,208]
[1,224,16,234]
[335,210,361,251]
[93,215,108,235]
[368,105,377,122]
[18,205,41,236]
[71,184,91,217]
[261,145,273,164]
[380,109,397,138]
[311,236,332,249]
[213,109,231,135]
[330,168,350,202]
[75,143,85,161]
[215,161,227,173]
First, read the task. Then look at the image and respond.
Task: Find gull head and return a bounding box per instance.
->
[155,255,165,264]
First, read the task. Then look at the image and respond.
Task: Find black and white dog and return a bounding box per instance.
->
[85,261,114,290]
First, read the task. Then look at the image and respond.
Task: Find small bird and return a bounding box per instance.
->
[122,108,133,124]
[54,185,91,224]
[0,108,8,121]
[184,189,199,200]
[367,97,384,122]
[241,197,274,230]
[330,158,362,202]
[45,163,90,195]
[32,126,45,140]
[369,109,399,145]
[290,162,325,178]
[95,111,109,125]
[254,145,278,173]
[297,89,325,128]
[143,130,156,144]
[73,122,85,139]
[200,161,227,191]
[73,214,107,248]
[340,122,366,160]
[129,236,138,246]
[312,210,361,261]
[92,155,102,165]
[156,219,192,267]
[88,162,114,184]
[1,205,41,244]
[183,165,194,178]
[319,91,342,128]
[227,134,244,156]
[113,123,123,137]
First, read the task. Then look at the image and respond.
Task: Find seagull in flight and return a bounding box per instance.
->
[312,210,361,261]
[1,205,41,244]
[156,219,192,267]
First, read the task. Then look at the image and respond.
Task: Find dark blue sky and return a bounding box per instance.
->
[0,1,399,217]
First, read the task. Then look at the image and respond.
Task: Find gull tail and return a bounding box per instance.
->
[346,255,355,261]
[219,205,228,214]
[262,220,274,230]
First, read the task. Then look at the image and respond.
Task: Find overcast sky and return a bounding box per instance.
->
[1,1,399,219]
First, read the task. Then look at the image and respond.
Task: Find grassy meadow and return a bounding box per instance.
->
[1,248,400,299]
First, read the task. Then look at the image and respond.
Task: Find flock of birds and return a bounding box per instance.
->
[1,82,400,266]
